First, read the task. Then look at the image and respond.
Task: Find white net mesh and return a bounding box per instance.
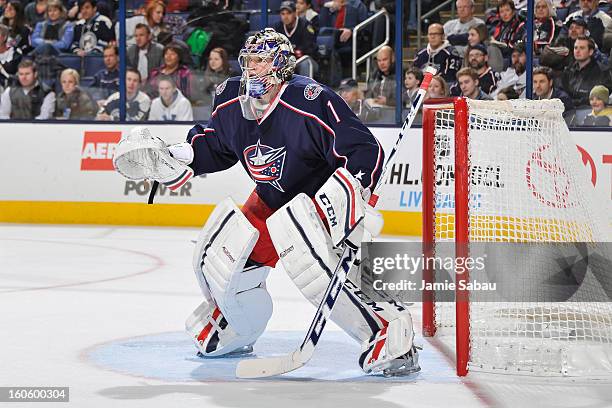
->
[427,98,612,376]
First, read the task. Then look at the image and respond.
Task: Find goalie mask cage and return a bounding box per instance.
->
[421,97,612,377]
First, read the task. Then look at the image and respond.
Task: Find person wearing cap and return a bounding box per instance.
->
[582,85,612,125]
[145,42,192,101]
[452,43,498,95]
[443,0,485,55]
[337,77,367,120]
[532,66,573,116]
[559,35,608,107]
[563,0,612,49]
[273,1,318,77]
[490,42,527,98]
[544,16,609,69]
[365,45,396,106]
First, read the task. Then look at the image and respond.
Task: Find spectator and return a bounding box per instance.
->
[148,76,193,121]
[491,41,527,98]
[495,85,519,99]
[583,85,612,125]
[426,75,450,98]
[54,68,97,119]
[456,67,492,100]
[146,42,192,101]
[457,44,499,95]
[444,0,485,55]
[127,23,163,83]
[489,0,526,58]
[1,1,32,54]
[24,0,46,29]
[337,77,368,120]
[91,44,119,101]
[0,59,55,119]
[196,47,233,107]
[319,0,368,75]
[296,0,320,33]
[532,65,574,115]
[273,1,318,77]
[122,0,168,45]
[414,23,463,84]
[533,0,559,55]
[97,68,151,121]
[564,0,612,49]
[543,17,608,70]
[560,35,607,106]
[0,23,21,90]
[71,0,114,56]
[365,45,395,106]
[403,67,423,108]
[466,23,504,72]
[30,0,73,56]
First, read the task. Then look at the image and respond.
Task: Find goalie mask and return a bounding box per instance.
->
[238,28,296,120]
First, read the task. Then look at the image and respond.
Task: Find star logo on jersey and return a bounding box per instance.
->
[243,140,287,192]
[354,170,365,180]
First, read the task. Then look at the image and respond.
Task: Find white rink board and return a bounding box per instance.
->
[0,123,610,222]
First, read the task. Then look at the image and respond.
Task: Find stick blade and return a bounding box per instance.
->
[236,352,303,379]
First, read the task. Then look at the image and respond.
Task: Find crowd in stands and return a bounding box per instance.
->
[1,0,612,126]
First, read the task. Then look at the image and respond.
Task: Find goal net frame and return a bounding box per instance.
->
[420,97,612,378]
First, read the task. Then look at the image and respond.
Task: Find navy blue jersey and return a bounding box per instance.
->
[186,75,384,211]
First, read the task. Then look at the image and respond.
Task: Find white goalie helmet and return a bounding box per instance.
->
[238,28,296,120]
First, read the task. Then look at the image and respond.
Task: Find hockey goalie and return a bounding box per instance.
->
[113,28,419,377]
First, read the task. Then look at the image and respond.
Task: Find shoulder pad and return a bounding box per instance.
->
[283,76,331,107]
[212,76,240,107]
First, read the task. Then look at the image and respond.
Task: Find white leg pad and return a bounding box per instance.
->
[188,197,272,356]
[185,284,273,357]
[267,193,386,342]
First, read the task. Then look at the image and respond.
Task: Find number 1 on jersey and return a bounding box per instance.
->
[327,100,341,123]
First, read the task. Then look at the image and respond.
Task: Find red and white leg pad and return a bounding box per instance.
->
[267,191,417,374]
[186,197,273,356]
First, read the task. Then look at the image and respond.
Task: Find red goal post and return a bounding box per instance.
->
[420,97,612,378]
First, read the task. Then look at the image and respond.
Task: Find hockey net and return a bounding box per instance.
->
[421,97,612,377]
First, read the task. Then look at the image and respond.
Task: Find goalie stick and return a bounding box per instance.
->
[235,66,438,379]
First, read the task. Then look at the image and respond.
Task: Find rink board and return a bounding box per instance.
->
[0,123,610,236]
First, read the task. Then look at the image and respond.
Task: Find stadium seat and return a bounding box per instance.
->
[126,0,145,11]
[268,0,282,12]
[80,76,96,88]
[192,105,212,121]
[556,7,570,21]
[570,106,593,126]
[250,11,262,31]
[241,0,261,10]
[58,54,82,73]
[316,31,336,57]
[84,55,105,77]
[268,14,281,27]
[229,59,241,74]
